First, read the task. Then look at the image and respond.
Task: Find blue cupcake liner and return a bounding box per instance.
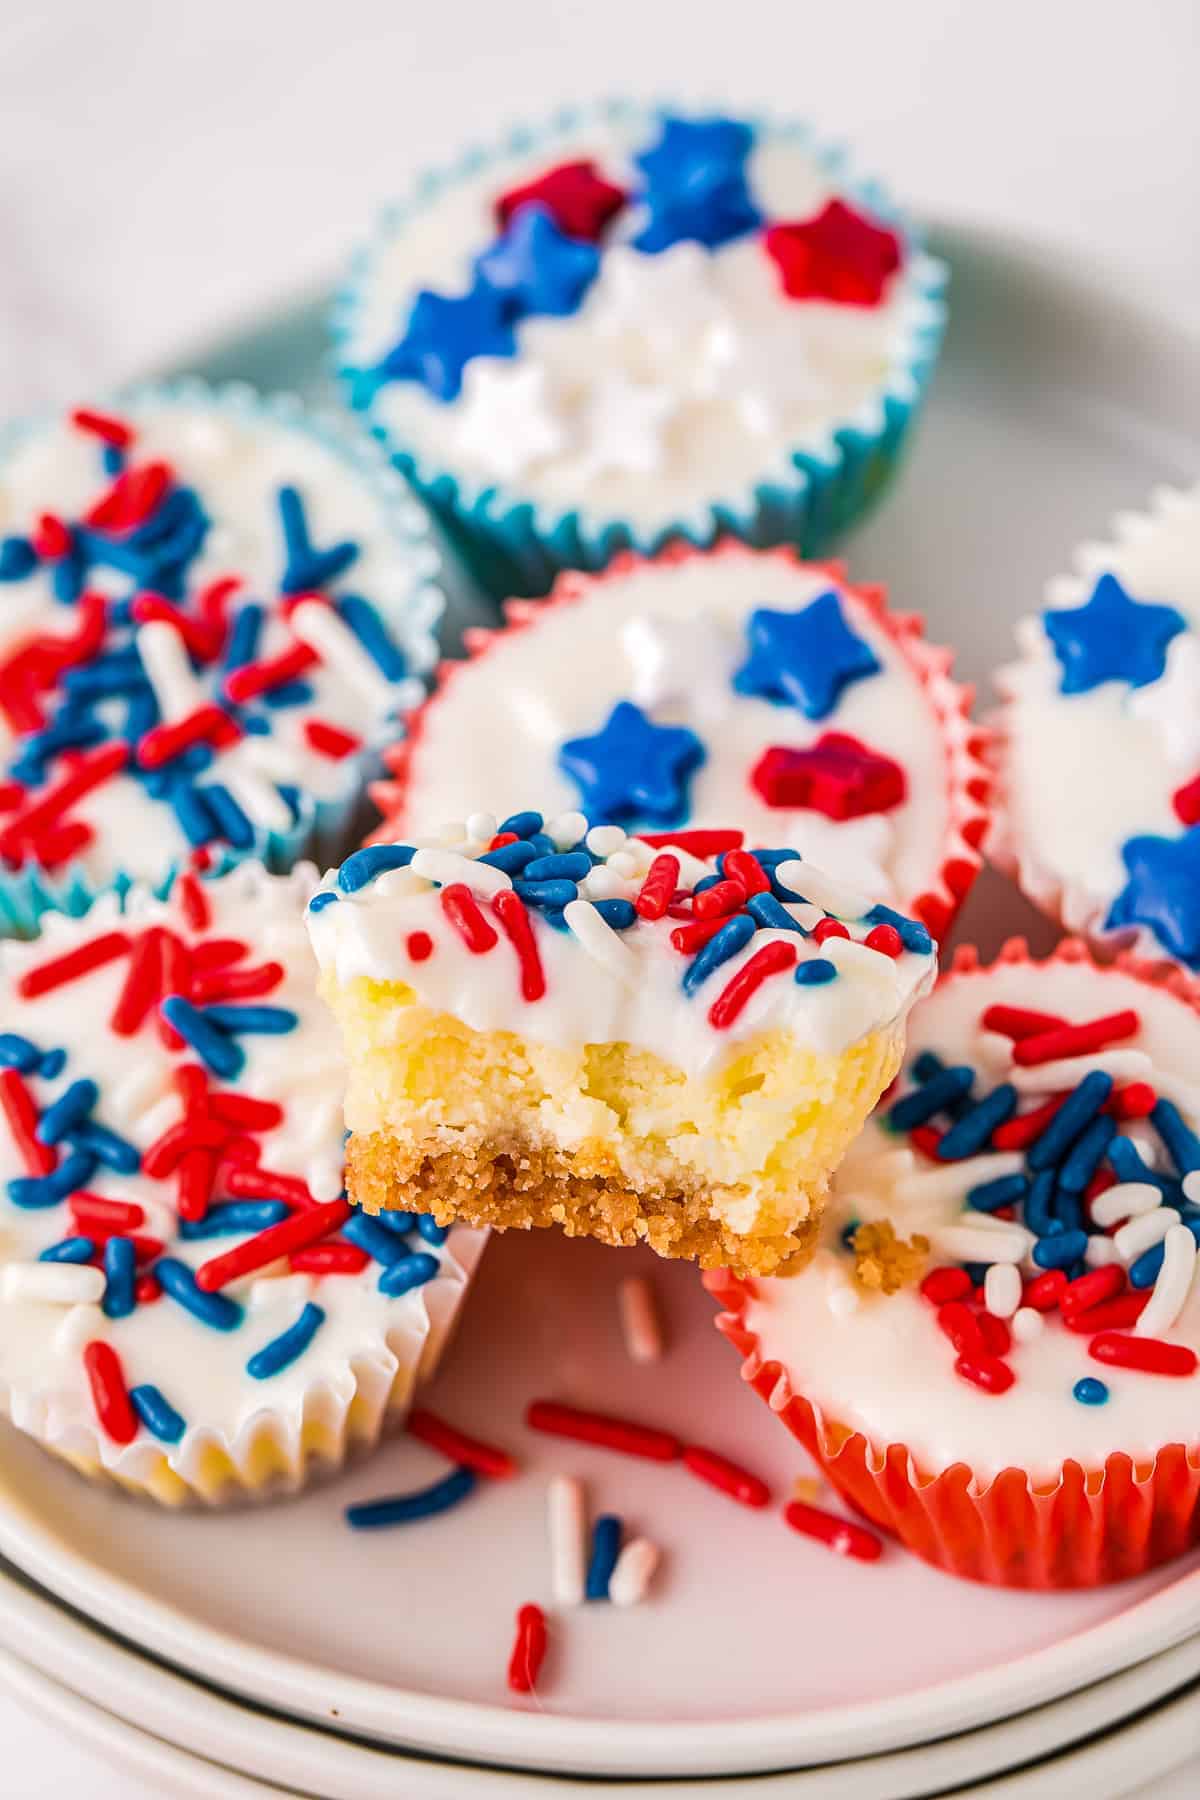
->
[0,378,444,938]
[332,98,949,599]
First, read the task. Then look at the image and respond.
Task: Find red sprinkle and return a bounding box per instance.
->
[1108,1082,1158,1119]
[1063,1293,1150,1333]
[976,1312,1012,1356]
[682,1444,770,1508]
[864,923,903,958]
[1172,772,1200,828]
[135,1274,163,1305]
[908,1124,943,1158]
[21,819,94,871]
[109,929,162,1037]
[142,1117,230,1178]
[289,1242,371,1275]
[955,1353,1015,1394]
[634,853,680,921]
[222,1165,317,1208]
[492,890,546,1003]
[176,871,210,932]
[32,513,71,560]
[440,883,499,954]
[196,1198,351,1292]
[206,1091,282,1131]
[920,1267,972,1305]
[813,918,850,945]
[637,829,744,856]
[157,932,192,1049]
[0,1069,56,1176]
[980,1005,1068,1041]
[507,1603,548,1694]
[191,961,284,1003]
[83,1341,138,1445]
[783,1500,883,1562]
[177,1148,216,1223]
[303,719,362,760]
[525,1400,681,1462]
[1023,1269,1069,1313]
[223,641,318,704]
[407,1407,517,1479]
[669,913,743,955]
[129,592,223,661]
[85,460,171,533]
[1089,1332,1197,1377]
[1012,1010,1141,1068]
[406,931,434,962]
[937,1300,987,1357]
[708,939,797,1029]
[70,1194,144,1232]
[1061,1265,1125,1315]
[693,878,748,920]
[190,938,249,973]
[17,931,131,1000]
[70,407,133,448]
[992,1093,1068,1152]
[137,704,240,771]
[0,741,128,861]
[721,850,770,897]
[488,832,519,850]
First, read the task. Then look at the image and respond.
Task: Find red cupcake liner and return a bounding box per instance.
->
[704,936,1200,1588]
[370,539,993,941]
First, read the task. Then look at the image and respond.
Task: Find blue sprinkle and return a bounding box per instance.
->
[199,1004,298,1037]
[863,904,934,957]
[840,1218,861,1250]
[1054,1186,1085,1234]
[794,958,837,985]
[343,1212,415,1266]
[222,602,264,671]
[1151,1099,1200,1175]
[1073,1377,1109,1406]
[67,1120,141,1174]
[1130,1242,1167,1288]
[155,1258,244,1331]
[682,912,756,996]
[692,874,722,896]
[378,1251,439,1297]
[308,890,339,914]
[513,878,577,910]
[912,1050,945,1083]
[8,1150,97,1209]
[1032,1229,1088,1269]
[525,833,556,857]
[261,679,315,709]
[963,1261,991,1287]
[523,852,591,882]
[203,783,256,849]
[0,1034,42,1073]
[170,782,220,849]
[498,811,544,839]
[277,485,359,594]
[416,1215,449,1247]
[129,1384,187,1443]
[0,535,37,580]
[178,1201,289,1239]
[478,840,538,875]
[746,891,808,935]
[247,1302,326,1379]
[101,444,125,477]
[373,1209,419,1235]
[968,1174,1029,1213]
[159,998,243,1078]
[592,898,637,930]
[37,1048,67,1080]
[586,1514,622,1600]
[1057,1115,1116,1193]
[887,1066,974,1132]
[1107,1135,1174,1193]
[337,844,417,892]
[337,594,407,681]
[1027,1071,1112,1171]
[39,1236,95,1264]
[345,1464,476,1529]
[102,1237,136,1319]
[936,1085,1018,1160]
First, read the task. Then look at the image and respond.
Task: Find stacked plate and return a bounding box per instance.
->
[2,223,1200,1796]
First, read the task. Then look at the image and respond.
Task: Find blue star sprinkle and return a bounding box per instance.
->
[633,113,762,253]
[733,590,881,719]
[559,700,705,825]
[1044,572,1185,695]
[475,203,600,318]
[375,282,516,402]
[1107,827,1200,966]
[277,486,359,594]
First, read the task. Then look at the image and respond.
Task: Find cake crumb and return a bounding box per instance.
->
[851,1219,929,1294]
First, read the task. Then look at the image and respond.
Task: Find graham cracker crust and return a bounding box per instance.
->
[347,1132,820,1277]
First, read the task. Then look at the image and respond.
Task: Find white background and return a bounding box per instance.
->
[0,0,1198,1791]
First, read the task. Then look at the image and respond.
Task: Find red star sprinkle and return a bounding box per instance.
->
[750,731,906,819]
[495,159,627,243]
[1172,773,1200,826]
[764,199,903,306]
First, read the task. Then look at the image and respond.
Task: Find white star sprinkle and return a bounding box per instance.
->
[453,359,568,481]
[589,243,726,353]
[571,373,677,481]
[1129,631,1200,768]
[695,320,834,435]
[621,611,738,723]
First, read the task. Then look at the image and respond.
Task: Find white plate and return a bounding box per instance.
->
[1,223,1199,1782]
[1,1554,1199,1799]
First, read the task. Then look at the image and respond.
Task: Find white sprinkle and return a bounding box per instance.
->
[249,1273,314,1311]
[563,900,637,983]
[547,810,588,851]
[53,1301,104,1356]
[609,1537,661,1607]
[1084,1234,1122,1268]
[466,812,497,844]
[984,1263,1021,1318]
[548,1476,587,1607]
[827,1280,861,1318]
[1184,1170,1200,1206]
[436,818,468,846]
[623,837,655,874]
[241,732,302,782]
[772,859,873,920]
[1011,1306,1044,1343]
[587,825,626,857]
[136,619,206,722]
[1011,1050,1154,1094]
[410,848,512,896]
[222,765,293,833]
[1145,1071,1200,1122]
[792,901,825,933]
[1136,1225,1198,1337]
[1114,1207,1175,1263]
[974,1031,1016,1074]
[2,1263,106,1306]
[618,1276,664,1363]
[928,1221,1032,1266]
[306,1156,345,1203]
[580,865,629,902]
[606,851,639,880]
[1089,1182,1163,1229]
[372,869,429,901]
[895,1152,1025,1209]
[290,600,395,710]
